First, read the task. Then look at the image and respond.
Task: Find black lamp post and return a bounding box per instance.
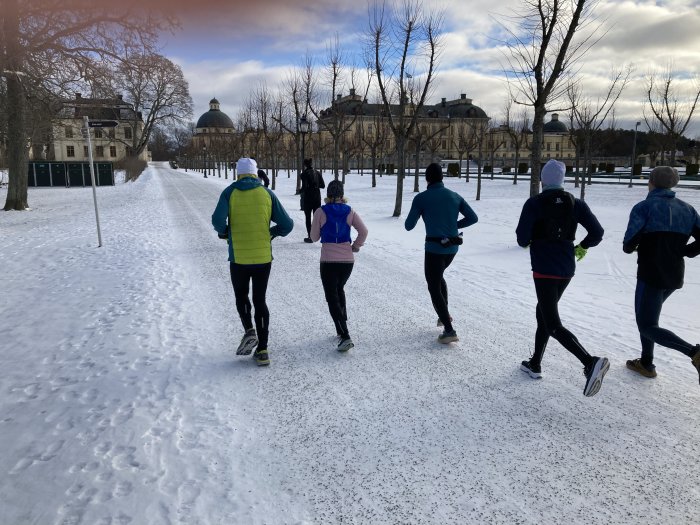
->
[297,115,310,194]
[628,121,641,188]
[300,114,310,164]
[203,144,208,178]
[184,153,188,172]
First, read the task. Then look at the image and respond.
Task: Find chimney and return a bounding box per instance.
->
[337,94,342,101]
[460,94,466,99]
[75,93,82,99]
[350,88,356,96]
[116,94,123,101]
[441,98,446,107]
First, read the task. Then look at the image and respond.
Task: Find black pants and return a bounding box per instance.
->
[531,277,593,367]
[635,280,696,366]
[424,252,455,332]
[230,263,271,349]
[320,262,354,338]
[304,205,320,237]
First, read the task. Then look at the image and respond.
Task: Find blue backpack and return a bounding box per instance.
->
[320,203,352,243]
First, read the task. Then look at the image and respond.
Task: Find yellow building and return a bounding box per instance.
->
[51,93,149,163]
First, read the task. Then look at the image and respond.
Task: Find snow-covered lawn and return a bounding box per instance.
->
[1,163,698,524]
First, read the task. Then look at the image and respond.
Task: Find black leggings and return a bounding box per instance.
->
[635,280,696,366]
[304,205,319,236]
[320,262,354,338]
[531,277,593,367]
[424,252,455,332]
[230,263,271,349]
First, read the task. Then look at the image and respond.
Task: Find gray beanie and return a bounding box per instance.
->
[649,166,679,189]
[541,159,566,187]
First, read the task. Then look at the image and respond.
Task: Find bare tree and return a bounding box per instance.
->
[473,120,490,201]
[502,98,531,184]
[499,0,603,197]
[367,0,444,216]
[568,66,630,199]
[110,53,192,159]
[361,104,391,187]
[451,120,480,182]
[305,36,369,182]
[644,66,700,165]
[1,0,172,210]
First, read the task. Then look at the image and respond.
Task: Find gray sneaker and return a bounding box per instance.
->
[583,357,610,397]
[437,330,459,344]
[337,337,354,352]
[236,329,258,355]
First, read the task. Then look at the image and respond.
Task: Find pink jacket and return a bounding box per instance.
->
[310,206,368,262]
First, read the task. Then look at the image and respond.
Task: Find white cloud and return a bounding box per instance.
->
[169,0,700,136]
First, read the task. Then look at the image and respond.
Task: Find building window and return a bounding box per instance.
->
[66,145,75,157]
[96,146,104,157]
[94,129,102,139]
[546,143,551,151]
[65,126,73,139]
[556,143,560,151]
[124,126,132,139]
[108,129,115,139]
[110,146,117,157]
[84,146,89,157]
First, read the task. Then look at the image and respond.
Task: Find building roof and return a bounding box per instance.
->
[58,93,140,121]
[196,98,234,129]
[543,113,568,133]
[318,92,489,121]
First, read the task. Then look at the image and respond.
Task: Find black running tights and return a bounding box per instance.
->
[230,262,271,349]
[320,262,354,338]
[424,252,455,332]
[532,277,593,367]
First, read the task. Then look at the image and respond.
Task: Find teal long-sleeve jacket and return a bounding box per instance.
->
[404,181,478,254]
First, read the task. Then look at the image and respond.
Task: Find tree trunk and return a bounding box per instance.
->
[529,107,546,197]
[392,137,406,217]
[3,0,29,211]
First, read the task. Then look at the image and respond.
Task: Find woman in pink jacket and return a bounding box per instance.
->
[310,180,368,352]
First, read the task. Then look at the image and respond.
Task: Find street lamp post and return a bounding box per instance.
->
[300,114,310,163]
[203,144,208,178]
[298,115,310,194]
[184,154,188,172]
[628,121,641,188]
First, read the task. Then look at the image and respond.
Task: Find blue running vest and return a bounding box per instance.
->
[320,203,352,243]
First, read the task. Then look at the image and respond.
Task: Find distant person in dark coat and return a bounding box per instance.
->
[300,158,325,243]
[623,166,700,384]
[257,169,270,188]
[516,159,609,397]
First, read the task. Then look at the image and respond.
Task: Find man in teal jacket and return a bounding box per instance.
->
[405,163,478,343]
[212,157,293,366]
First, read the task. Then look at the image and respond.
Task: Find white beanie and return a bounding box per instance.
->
[541,159,566,187]
[236,157,257,175]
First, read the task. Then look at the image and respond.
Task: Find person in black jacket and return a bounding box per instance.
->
[516,159,609,397]
[257,169,270,188]
[623,166,700,384]
[300,158,325,243]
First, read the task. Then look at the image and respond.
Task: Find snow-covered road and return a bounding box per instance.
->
[1,163,699,524]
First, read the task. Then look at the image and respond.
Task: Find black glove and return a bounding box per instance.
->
[218,227,229,240]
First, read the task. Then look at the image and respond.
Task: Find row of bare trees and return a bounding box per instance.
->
[4,0,698,214]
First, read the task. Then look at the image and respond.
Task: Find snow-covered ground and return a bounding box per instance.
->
[1,163,699,525]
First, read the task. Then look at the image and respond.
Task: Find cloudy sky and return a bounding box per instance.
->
[155,0,700,136]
